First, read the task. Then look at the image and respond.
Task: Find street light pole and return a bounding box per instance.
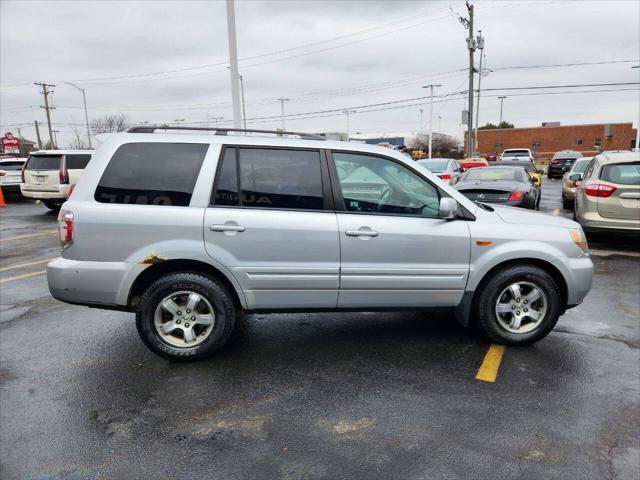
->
[419,109,424,135]
[422,84,442,159]
[342,110,356,140]
[239,74,247,129]
[226,0,242,128]
[65,82,92,149]
[633,66,639,151]
[498,96,507,125]
[278,98,289,131]
[473,31,485,154]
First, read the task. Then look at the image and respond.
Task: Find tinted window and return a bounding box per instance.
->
[333,152,440,217]
[600,162,640,186]
[0,161,25,170]
[237,148,324,210]
[26,155,61,170]
[212,148,239,206]
[66,154,92,169]
[95,142,208,206]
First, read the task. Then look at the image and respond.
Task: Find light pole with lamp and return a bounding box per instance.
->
[65,82,92,148]
[422,84,441,159]
[498,96,507,125]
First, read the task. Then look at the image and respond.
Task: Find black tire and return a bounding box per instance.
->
[562,196,572,210]
[43,200,61,211]
[474,264,562,346]
[136,272,237,361]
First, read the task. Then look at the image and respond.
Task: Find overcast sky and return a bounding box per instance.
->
[1,0,639,147]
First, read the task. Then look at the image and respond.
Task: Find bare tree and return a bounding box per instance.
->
[90,113,130,135]
[69,125,90,149]
[411,133,462,158]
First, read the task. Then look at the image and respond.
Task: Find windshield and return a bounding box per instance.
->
[26,154,62,170]
[572,159,591,174]
[463,168,525,182]
[418,160,448,173]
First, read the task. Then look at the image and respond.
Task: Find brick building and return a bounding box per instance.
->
[471,122,637,159]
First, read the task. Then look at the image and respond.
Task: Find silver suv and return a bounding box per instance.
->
[47,127,594,361]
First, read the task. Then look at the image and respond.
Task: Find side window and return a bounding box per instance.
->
[65,154,92,170]
[212,148,324,210]
[583,160,596,180]
[332,152,440,217]
[95,142,208,206]
[212,148,239,206]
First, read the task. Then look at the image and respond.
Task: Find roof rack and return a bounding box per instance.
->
[127,125,325,141]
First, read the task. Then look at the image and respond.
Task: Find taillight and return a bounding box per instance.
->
[60,156,69,184]
[68,184,74,197]
[508,191,524,201]
[584,183,617,198]
[58,210,74,249]
[439,173,452,181]
[572,180,580,188]
[0,170,6,177]
[552,160,560,164]
[21,163,26,183]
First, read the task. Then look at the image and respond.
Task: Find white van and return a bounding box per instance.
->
[20,150,94,210]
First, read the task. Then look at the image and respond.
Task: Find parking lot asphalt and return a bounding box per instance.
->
[1,181,639,480]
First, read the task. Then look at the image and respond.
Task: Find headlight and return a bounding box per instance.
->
[570,229,588,253]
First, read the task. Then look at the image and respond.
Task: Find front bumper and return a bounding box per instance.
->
[552,255,594,306]
[47,257,147,308]
[20,183,70,200]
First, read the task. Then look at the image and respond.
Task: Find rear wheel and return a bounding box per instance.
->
[136,272,237,361]
[43,200,62,211]
[474,265,562,345]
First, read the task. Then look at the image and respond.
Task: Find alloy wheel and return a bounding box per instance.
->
[153,291,216,347]
[495,281,548,334]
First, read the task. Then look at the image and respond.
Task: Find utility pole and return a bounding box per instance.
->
[278,98,289,131]
[633,66,639,151]
[239,74,247,129]
[473,31,485,154]
[419,109,424,134]
[422,84,442,159]
[342,110,356,140]
[226,0,242,128]
[498,96,507,125]
[52,130,59,148]
[458,2,476,157]
[34,120,42,149]
[34,82,56,149]
[65,82,92,148]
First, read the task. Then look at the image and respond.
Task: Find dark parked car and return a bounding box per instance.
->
[455,166,540,210]
[548,150,583,179]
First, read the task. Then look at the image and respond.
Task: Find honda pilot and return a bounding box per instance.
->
[47,127,593,361]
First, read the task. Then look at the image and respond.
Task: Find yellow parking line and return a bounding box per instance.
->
[0,270,47,284]
[1,230,57,242]
[476,344,506,383]
[552,208,560,216]
[0,257,56,272]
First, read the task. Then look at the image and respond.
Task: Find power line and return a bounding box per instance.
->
[483,82,640,91]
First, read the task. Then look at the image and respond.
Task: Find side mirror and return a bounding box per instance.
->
[438,197,457,220]
[569,173,583,181]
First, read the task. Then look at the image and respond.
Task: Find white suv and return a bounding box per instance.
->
[20,149,94,210]
[47,127,593,361]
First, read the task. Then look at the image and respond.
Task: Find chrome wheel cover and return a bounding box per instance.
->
[153,291,216,348]
[495,281,548,334]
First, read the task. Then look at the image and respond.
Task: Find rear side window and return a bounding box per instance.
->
[26,155,61,170]
[212,148,324,210]
[95,143,208,206]
[65,154,92,169]
[600,162,640,186]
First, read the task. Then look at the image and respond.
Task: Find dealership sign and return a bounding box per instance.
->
[1,132,20,154]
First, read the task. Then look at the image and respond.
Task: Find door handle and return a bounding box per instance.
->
[210,224,246,232]
[345,229,379,237]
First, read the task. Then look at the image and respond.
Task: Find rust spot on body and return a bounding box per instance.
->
[140,254,166,265]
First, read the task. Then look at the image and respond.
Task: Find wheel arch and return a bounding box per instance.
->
[127,259,246,311]
[456,258,568,327]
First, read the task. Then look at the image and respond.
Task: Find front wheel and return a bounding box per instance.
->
[474,265,562,345]
[136,272,237,361]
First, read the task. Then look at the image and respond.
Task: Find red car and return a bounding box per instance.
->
[459,157,489,172]
[482,152,498,162]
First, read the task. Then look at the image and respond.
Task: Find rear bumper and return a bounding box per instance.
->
[552,255,594,306]
[20,183,69,200]
[47,257,146,308]
[577,209,640,233]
